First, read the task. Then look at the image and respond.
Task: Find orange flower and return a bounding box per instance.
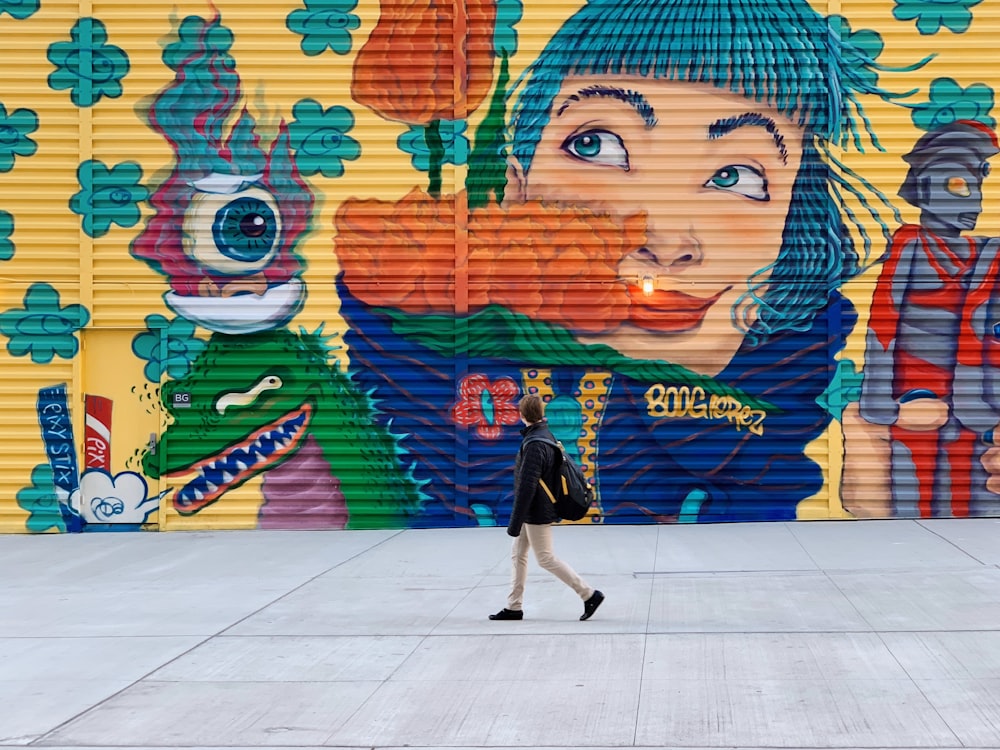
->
[351,0,497,125]
[333,190,647,334]
[468,200,645,333]
[334,189,457,312]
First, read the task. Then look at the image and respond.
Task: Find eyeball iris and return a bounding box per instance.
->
[573,134,601,157]
[213,197,278,263]
[711,168,739,188]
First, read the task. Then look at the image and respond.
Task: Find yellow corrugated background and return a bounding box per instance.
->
[3,0,1000,530]
[1,0,84,532]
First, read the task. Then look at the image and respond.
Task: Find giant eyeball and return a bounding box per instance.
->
[183,187,283,275]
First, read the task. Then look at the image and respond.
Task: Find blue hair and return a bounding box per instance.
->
[510,0,921,345]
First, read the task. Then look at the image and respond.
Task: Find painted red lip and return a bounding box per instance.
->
[628,286,731,332]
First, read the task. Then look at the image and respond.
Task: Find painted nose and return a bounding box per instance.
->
[629,231,703,271]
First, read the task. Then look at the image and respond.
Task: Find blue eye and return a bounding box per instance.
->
[561,129,630,170]
[213,196,278,263]
[704,164,769,201]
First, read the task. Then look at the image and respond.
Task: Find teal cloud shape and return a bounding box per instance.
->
[132,315,207,383]
[16,464,66,533]
[47,18,130,107]
[0,0,40,20]
[162,15,235,71]
[494,0,523,56]
[69,159,149,238]
[909,77,995,131]
[0,283,90,364]
[830,15,886,90]
[0,210,13,261]
[893,0,983,34]
[0,101,38,173]
[287,0,361,56]
[398,120,471,172]
[288,99,361,177]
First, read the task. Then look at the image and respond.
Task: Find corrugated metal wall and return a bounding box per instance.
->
[2,0,1000,533]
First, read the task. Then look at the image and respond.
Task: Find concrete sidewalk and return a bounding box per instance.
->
[2,519,1000,750]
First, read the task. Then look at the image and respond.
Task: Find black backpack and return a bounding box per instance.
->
[522,436,594,521]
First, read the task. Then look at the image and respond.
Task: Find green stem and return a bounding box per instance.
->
[467,52,511,208]
[426,119,444,198]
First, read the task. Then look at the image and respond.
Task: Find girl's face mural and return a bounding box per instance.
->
[509,77,805,375]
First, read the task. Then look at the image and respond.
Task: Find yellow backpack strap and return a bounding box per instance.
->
[524,435,559,504]
[538,478,556,504]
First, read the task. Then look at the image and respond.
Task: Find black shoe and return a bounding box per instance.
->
[580,590,604,621]
[489,608,524,621]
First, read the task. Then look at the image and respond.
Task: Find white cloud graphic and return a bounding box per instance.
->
[71,470,162,524]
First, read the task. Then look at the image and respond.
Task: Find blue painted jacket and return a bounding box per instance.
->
[338,277,855,526]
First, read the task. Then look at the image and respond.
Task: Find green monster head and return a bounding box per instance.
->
[143,327,395,517]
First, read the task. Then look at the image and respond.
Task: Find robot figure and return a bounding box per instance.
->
[861,120,999,518]
[953,230,1000,514]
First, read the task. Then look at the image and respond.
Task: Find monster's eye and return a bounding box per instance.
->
[983,162,992,179]
[184,187,283,275]
[216,375,285,414]
[213,197,277,263]
[947,177,971,197]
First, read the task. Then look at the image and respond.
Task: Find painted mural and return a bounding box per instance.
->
[0,0,998,532]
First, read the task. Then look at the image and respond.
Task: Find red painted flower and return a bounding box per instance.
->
[451,374,520,440]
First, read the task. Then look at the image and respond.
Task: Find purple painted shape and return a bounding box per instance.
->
[258,434,347,529]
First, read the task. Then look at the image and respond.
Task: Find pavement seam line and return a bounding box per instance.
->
[787,521,965,747]
[26,529,406,747]
[25,634,217,746]
[917,519,988,566]
[784,519,885,632]
[319,532,503,745]
[810,537,967,749]
[215,528,408,637]
[870,628,967,749]
[632,522,660,745]
[782,519,825,573]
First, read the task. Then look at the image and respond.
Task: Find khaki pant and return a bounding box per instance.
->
[508,522,594,610]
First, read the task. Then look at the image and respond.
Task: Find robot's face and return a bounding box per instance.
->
[920,159,991,232]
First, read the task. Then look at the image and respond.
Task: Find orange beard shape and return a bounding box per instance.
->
[334,189,646,334]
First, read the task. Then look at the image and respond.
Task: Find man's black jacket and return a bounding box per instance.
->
[508,420,560,536]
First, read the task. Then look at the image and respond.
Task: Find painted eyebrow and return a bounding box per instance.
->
[556,85,658,128]
[708,112,788,165]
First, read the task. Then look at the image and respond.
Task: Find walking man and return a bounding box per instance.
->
[490,394,604,621]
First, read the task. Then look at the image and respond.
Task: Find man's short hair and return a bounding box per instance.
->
[519,394,545,423]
